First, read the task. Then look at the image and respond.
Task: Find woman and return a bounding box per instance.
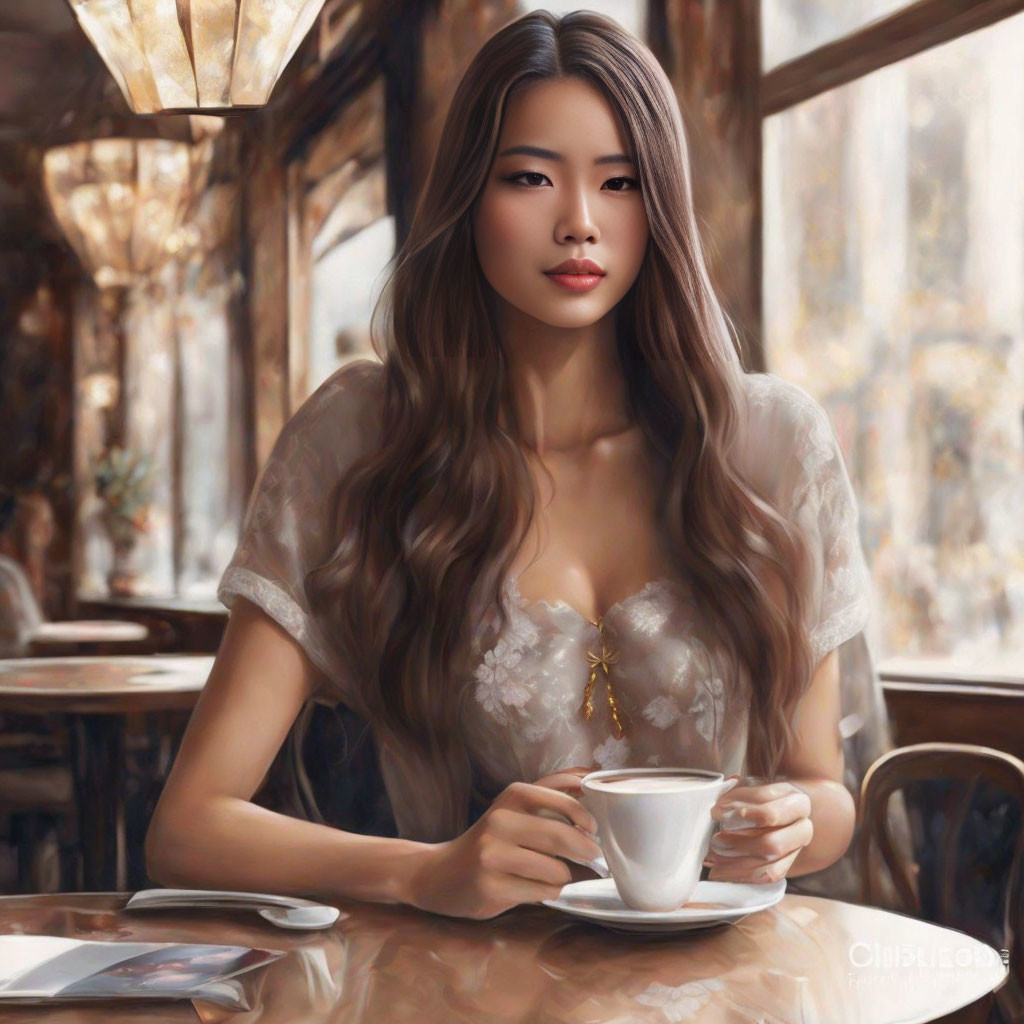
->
[147,11,887,920]
[0,489,47,657]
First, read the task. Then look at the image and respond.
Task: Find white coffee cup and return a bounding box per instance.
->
[580,767,735,912]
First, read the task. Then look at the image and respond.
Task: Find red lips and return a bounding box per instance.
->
[545,258,605,275]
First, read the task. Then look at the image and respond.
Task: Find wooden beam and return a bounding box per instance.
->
[170,267,185,592]
[240,123,290,469]
[656,0,765,370]
[761,0,1024,116]
[405,0,517,249]
[879,661,1024,690]
[283,25,384,166]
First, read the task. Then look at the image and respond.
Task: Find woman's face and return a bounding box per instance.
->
[472,76,650,331]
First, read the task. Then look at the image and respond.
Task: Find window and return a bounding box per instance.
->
[75,196,243,600]
[762,0,912,70]
[308,172,393,393]
[762,10,1024,673]
[288,79,390,406]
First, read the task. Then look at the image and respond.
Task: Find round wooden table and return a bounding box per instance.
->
[0,891,1008,1022]
[0,657,213,892]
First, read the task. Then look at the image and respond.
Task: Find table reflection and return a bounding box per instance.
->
[0,891,1006,1023]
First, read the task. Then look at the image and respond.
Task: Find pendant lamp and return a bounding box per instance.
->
[67,0,328,114]
[42,138,195,288]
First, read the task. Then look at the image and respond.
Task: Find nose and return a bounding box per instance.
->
[555,184,599,244]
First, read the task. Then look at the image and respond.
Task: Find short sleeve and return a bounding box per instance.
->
[737,375,916,907]
[217,359,384,710]
[740,374,873,668]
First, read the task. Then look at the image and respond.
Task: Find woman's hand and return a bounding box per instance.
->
[406,768,603,920]
[703,775,814,884]
[533,766,606,884]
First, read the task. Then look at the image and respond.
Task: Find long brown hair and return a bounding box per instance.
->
[304,10,814,841]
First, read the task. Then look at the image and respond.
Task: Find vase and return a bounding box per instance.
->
[103,514,140,597]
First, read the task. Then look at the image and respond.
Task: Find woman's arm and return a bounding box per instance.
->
[704,648,856,883]
[776,647,855,876]
[145,597,430,906]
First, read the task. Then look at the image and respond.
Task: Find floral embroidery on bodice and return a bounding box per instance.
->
[461,571,750,792]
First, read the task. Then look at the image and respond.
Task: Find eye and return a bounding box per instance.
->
[505,171,550,187]
[604,177,640,192]
[503,172,640,191]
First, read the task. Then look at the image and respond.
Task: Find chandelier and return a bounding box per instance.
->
[67,0,329,114]
[42,138,196,289]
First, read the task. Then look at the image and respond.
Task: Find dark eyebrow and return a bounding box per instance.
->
[496,145,634,166]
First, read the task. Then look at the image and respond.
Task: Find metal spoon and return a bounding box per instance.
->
[257,904,342,930]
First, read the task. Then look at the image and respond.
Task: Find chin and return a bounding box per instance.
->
[527,302,615,330]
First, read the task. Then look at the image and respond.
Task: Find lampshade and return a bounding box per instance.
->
[67,0,328,114]
[42,138,194,289]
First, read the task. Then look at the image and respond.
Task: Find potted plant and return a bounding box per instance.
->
[92,446,155,596]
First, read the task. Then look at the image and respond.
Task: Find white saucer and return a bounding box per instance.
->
[542,878,786,932]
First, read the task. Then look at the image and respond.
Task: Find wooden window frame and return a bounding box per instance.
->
[759,0,1024,692]
[761,0,1024,115]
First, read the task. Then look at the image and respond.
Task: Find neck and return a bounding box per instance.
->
[498,304,633,456]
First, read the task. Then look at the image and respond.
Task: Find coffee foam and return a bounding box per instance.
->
[587,775,715,794]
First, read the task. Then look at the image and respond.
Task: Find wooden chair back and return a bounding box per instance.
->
[859,742,1024,1019]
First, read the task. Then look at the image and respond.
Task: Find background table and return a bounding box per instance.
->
[77,597,228,655]
[0,891,1008,1023]
[27,621,150,658]
[0,656,213,892]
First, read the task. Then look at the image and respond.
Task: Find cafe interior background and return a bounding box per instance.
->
[0,0,1021,986]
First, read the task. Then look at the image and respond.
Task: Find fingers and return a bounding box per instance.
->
[480,838,574,888]
[704,846,801,884]
[534,767,597,791]
[704,781,814,884]
[705,816,813,866]
[711,788,811,830]
[474,866,567,912]
[536,771,589,794]
[504,877,568,906]
[501,780,598,834]
[488,807,603,866]
[713,778,809,805]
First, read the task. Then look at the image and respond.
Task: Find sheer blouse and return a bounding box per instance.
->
[218,359,900,899]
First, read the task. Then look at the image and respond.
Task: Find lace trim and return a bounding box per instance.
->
[810,591,871,668]
[503,573,681,626]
